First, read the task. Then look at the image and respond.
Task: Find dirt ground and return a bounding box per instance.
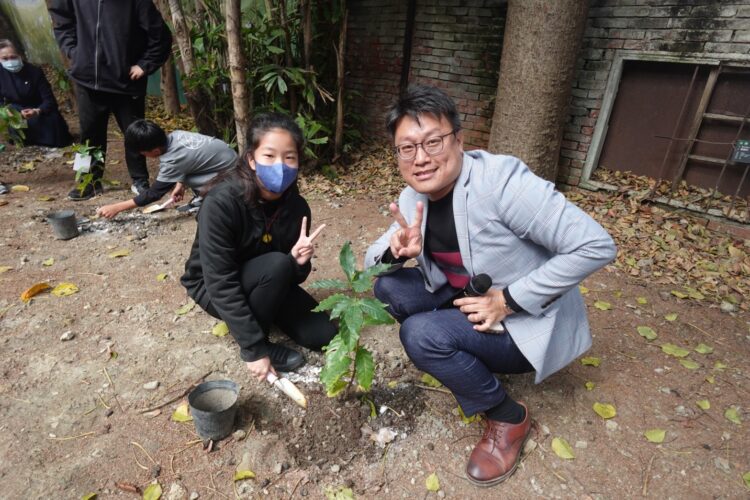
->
[1,135,749,499]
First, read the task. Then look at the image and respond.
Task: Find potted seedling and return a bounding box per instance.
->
[68,141,104,196]
[0,105,26,150]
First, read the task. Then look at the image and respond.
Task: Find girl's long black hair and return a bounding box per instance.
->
[202,112,305,206]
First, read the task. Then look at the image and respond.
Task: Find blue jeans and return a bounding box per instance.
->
[374,268,533,416]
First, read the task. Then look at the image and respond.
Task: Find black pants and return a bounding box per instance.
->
[75,85,148,184]
[203,252,337,353]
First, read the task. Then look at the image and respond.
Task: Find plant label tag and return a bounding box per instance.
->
[73,153,92,173]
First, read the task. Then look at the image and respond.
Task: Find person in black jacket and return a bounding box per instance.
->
[0,39,72,147]
[48,0,172,200]
[181,112,336,381]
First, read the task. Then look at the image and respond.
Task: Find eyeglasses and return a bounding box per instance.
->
[394,130,458,161]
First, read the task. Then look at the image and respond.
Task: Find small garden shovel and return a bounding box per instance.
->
[266,372,307,408]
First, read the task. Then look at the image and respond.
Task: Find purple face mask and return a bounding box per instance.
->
[255,161,298,193]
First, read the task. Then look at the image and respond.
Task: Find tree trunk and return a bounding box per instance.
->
[488,0,589,181]
[154,0,180,116]
[302,0,313,71]
[226,0,249,152]
[333,4,348,161]
[167,0,215,134]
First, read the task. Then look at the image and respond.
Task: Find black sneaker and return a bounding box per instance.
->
[267,342,305,372]
[130,180,150,196]
[68,180,103,201]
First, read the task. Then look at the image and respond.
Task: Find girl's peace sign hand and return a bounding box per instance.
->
[388,201,424,259]
[291,216,326,265]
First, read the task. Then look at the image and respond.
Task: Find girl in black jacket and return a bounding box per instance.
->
[181,113,335,381]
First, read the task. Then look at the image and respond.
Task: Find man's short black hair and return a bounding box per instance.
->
[124,119,168,153]
[385,85,462,138]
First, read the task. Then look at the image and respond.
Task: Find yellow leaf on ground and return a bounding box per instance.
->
[456,406,481,424]
[696,399,710,410]
[0,266,13,273]
[171,403,192,422]
[694,343,713,354]
[705,375,715,384]
[20,282,51,302]
[579,285,589,295]
[233,470,256,481]
[661,343,690,358]
[679,359,700,370]
[175,302,195,315]
[644,429,666,443]
[42,258,54,266]
[636,296,647,304]
[108,249,130,258]
[387,380,398,389]
[18,161,35,172]
[580,356,601,367]
[724,406,742,425]
[593,300,611,311]
[713,361,727,370]
[551,437,575,459]
[671,290,688,299]
[142,482,162,500]
[156,273,168,281]
[664,313,678,321]
[420,373,442,387]
[81,494,97,500]
[11,184,30,192]
[425,472,440,492]
[212,321,229,337]
[51,282,79,297]
[637,326,657,341]
[585,381,595,391]
[37,195,55,201]
[593,402,616,419]
[742,471,750,489]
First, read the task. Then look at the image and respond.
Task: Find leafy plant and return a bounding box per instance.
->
[68,141,104,195]
[310,242,393,397]
[0,105,26,145]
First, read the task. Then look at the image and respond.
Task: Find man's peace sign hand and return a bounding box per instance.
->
[388,201,424,260]
[291,216,326,266]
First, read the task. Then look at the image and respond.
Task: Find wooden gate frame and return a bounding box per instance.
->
[579,50,750,192]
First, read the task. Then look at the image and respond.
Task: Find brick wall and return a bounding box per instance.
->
[558,0,750,186]
[410,1,505,148]
[346,0,505,148]
[346,1,408,137]
[346,0,750,187]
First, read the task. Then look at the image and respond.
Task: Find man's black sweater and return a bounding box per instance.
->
[181,181,312,362]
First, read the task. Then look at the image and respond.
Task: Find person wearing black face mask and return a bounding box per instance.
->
[0,39,72,148]
[181,112,336,383]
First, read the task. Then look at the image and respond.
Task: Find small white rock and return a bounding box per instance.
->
[60,331,75,341]
[575,440,588,449]
[605,420,619,431]
[330,464,340,473]
[540,424,550,436]
[720,301,736,313]
[272,462,283,475]
[232,429,246,441]
[143,381,160,390]
[189,493,199,500]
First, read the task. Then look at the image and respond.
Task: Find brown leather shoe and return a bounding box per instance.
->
[465,403,530,487]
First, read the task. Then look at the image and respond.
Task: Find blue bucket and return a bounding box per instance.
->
[188,380,239,440]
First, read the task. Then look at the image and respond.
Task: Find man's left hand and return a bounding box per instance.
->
[454,288,513,332]
[20,108,40,119]
[129,65,145,80]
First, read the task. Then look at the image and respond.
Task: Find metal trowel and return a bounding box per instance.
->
[142,197,175,214]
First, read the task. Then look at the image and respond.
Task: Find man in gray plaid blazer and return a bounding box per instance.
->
[365,85,616,487]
